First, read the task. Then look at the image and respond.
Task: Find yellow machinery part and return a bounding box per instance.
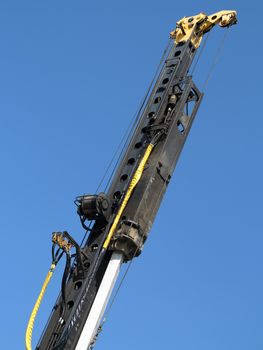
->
[170,10,237,48]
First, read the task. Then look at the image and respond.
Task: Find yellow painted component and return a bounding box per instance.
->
[103,143,154,249]
[52,232,72,253]
[25,263,56,350]
[170,10,237,49]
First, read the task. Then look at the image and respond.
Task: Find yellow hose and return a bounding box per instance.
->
[103,143,154,249]
[25,263,56,350]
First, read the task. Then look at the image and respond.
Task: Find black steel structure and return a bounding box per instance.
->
[37,32,202,350]
[34,11,237,350]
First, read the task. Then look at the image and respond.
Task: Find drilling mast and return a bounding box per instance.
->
[26,10,237,350]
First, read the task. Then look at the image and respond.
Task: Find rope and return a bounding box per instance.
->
[25,263,56,350]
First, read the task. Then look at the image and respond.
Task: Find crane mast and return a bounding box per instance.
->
[27,10,237,350]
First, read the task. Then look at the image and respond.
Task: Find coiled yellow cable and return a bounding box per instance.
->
[25,263,56,350]
[103,143,154,249]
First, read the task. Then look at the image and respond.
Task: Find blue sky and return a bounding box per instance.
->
[0,1,262,349]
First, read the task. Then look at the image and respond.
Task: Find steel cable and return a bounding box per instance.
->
[202,29,229,91]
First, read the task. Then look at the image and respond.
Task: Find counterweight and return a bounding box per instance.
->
[26,10,237,350]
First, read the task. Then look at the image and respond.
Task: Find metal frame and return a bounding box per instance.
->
[37,35,203,350]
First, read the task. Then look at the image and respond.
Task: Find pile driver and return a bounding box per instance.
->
[26,10,237,350]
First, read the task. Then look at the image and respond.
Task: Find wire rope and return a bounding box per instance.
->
[190,30,211,76]
[202,29,229,91]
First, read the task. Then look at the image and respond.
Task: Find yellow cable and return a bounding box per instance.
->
[103,143,154,249]
[25,263,56,350]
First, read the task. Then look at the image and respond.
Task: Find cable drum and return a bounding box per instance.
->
[76,193,110,222]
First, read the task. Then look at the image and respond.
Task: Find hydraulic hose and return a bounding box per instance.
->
[25,263,56,350]
[103,142,154,249]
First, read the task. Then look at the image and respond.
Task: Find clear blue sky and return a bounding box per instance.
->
[1,1,262,349]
